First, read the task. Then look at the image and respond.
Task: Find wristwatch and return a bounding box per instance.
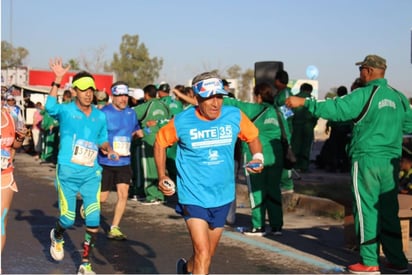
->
[51,81,61,88]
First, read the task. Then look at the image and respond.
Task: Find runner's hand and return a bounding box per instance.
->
[49,57,70,79]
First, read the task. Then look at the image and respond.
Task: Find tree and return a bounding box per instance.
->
[238,69,254,101]
[226,65,242,79]
[79,45,108,73]
[1,40,29,69]
[107,34,163,88]
[67,59,80,71]
[220,65,254,101]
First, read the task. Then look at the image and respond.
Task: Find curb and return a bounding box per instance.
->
[235,183,344,220]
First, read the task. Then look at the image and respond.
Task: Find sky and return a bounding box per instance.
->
[1,0,412,98]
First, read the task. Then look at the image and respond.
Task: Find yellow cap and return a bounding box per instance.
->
[72,77,96,91]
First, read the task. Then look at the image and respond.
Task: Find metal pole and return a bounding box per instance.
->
[10,0,13,45]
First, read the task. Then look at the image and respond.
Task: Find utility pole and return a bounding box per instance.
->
[10,0,13,46]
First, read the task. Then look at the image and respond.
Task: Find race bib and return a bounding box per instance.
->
[113,136,131,156]
[1,149,11,170]
[71,139,98,167]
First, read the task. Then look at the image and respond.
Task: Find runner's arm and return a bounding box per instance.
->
[154,120,178,196]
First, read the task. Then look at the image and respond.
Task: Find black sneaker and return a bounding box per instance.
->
[176,258,188,274]
[243,227,266,236]
[385,263,409,274]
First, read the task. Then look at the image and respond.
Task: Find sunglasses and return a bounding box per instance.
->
[359,66,369,72]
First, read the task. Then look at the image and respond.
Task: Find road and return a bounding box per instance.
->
[2,151,366,274]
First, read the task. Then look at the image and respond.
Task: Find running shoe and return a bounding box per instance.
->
[77,262,96,275]
[347,262,380,274]
[50,228,64,261]
[176,257,188,274]
[140,199,163,205]
[107,226,127,240]
[243,227,267,236]
[129,195,138,201]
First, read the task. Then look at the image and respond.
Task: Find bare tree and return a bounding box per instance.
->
[226,65,242,79]
[238,69,254,102]
[79,45,108,73]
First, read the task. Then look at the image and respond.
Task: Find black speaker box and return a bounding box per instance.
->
[254,61,284,88]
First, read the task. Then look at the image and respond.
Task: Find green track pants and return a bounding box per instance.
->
[352,157,407,267]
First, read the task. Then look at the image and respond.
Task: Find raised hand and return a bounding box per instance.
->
[49,57,71,79]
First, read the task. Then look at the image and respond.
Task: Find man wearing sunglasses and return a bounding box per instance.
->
[46,57,118,275]
[286,54,412,274]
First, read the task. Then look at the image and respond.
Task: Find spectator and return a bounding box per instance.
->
[162,85,187,184]
[32,102,44,160]
[351,77,364,91]
[157,83,183,116]
[40,107,59,165]
[222,79,235,98]
[223,79,242,225]
[223,82,285,236]
[132,84,171,204]
[399,144,412,194]
[46,58,118,274]
[180,86,195,109]
[93,90,108,109]
[290,83,318,172]
[5,95,22,126]
[62,89,72,103]
[323,86,352,173]
[286,54,411,274]
[274,70,294,193]
[128,87,146,200]
[22,91,35,120]
[155,71,263,274]
[128,88,144,107]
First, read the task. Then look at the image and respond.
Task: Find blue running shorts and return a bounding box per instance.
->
[176,202,231,228]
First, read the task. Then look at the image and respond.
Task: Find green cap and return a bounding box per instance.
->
[355,54,387,69]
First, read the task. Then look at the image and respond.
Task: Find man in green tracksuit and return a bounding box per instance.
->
[40,109,59,164]
[224,83,286,236]
[274,70,294,193]
[133,84,171,204]
[157,83,184,183]
[290,83,318,172]
[157,83,184,116]
[286,55,412,274]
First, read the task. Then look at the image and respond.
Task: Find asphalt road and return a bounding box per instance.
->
[0,151,380,274]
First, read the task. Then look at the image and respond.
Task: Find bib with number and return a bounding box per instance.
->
[113,136,131,156]
[71,139,98,167]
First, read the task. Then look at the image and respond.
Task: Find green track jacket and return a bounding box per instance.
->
[304,78,412,159]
